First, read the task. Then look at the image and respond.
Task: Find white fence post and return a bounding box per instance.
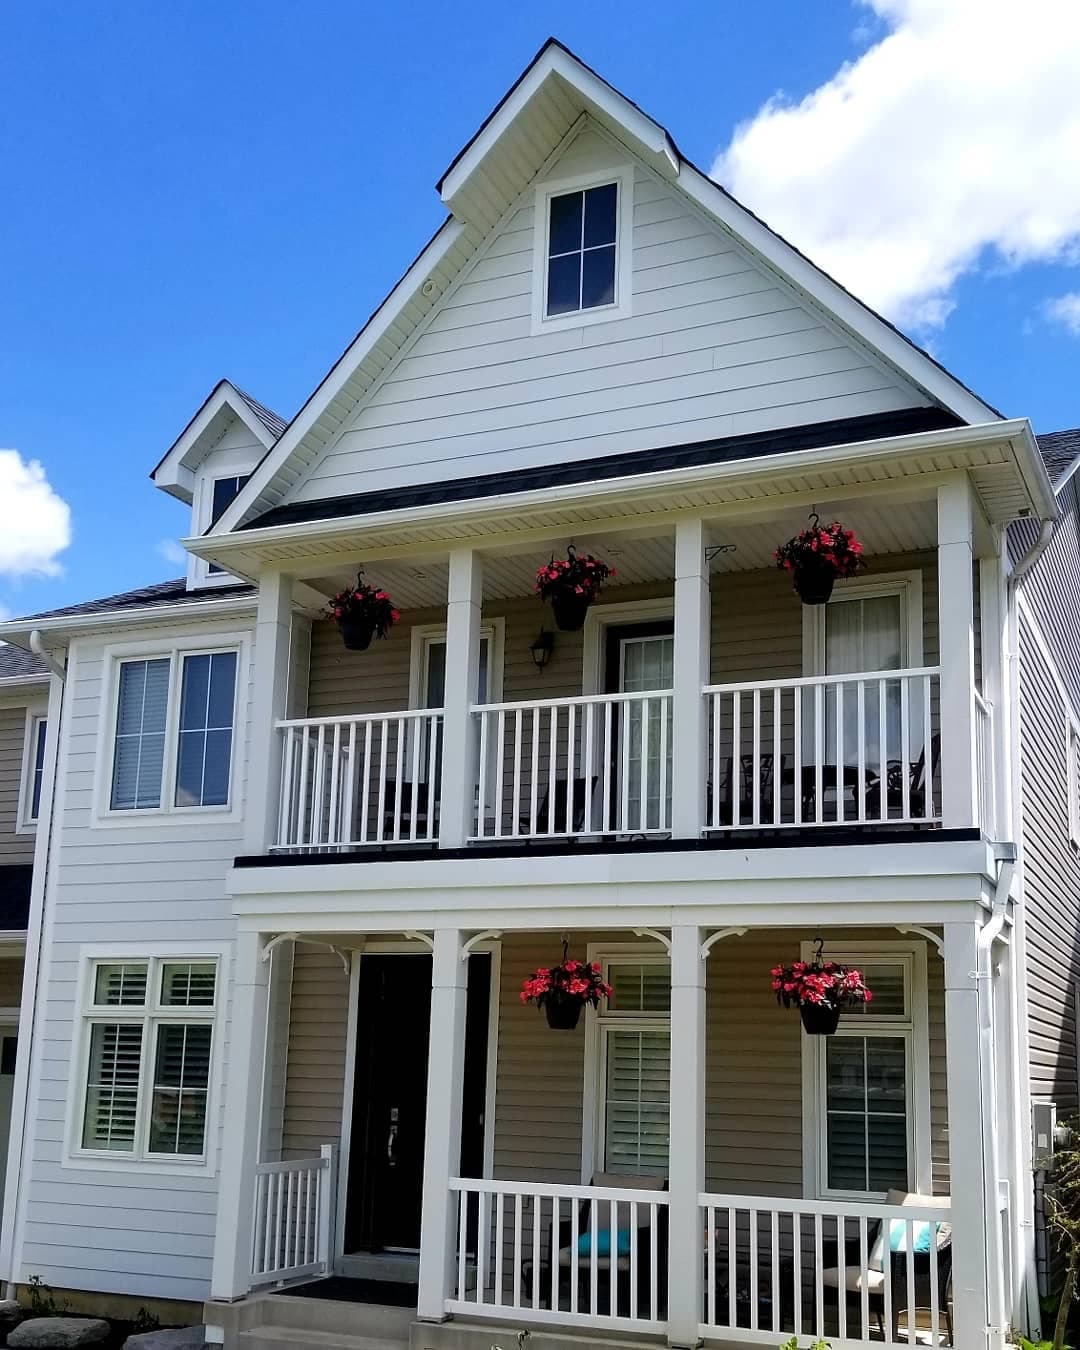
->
[672,518,710,838]
[667,925,704,1347]
[318,1144,336,1272]
[417,929,468,1320]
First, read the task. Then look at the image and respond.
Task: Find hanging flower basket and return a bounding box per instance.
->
[536,547,615,632]
[327,575,400,651]
[520,952,613,1031]
[772,956,872,1035]
[775,518,864,606]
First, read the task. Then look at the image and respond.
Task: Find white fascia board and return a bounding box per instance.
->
[672,161,999,427]
[0,594,258,648]
[439,45,677,207]
[209,218,467,540]
[152,380,277,499]
[185,418,1046,566]
[0,675,49,692]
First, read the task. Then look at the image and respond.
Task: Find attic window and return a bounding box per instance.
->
[546,183,618,317]
[207,474,250,576]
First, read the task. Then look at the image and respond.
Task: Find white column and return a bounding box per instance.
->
[938,479,978,828]
[439,549,482,847]
[244,569,294,854]
[979,546,1009,836]
[672,519,711,838]
[667,925,705,1347]
[417,929,468,1321]
[944,921,993,1350]
[210,930,271,1302]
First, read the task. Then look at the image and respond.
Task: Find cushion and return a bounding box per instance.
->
[889,1219,932,1253]
[821,1266,886,1294]
[577,1229,631,1258]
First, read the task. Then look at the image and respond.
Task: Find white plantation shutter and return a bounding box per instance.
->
[94,962,149,1007]
[825,1034,909,1194]
[604,1028,670,1175]
[111,659,170,810]
[160,962,216,1007]
[148,1023,212,1155]
[83,1023,144,1151]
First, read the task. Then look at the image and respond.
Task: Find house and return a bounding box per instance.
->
[1,37,1079,1350]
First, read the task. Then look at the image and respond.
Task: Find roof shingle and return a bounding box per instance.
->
[1036,428,1080,488]
[16,577,254,623]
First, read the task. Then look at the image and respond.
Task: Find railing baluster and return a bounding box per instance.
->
[711,693,721,829]
[531,1191,541,1310]
[731,691,741,827]
[814,682,824,824]
[494,1191,504,1307]
[640,698,651,831]
[837,1213,847,1341]
[512,708,523,836]
[794,686,803,826]
[814,1211,824,1336]
[457,1186,467,1305]
[550,1195,559,1313]
[603,702,614,833]
[793,1211,802,1336]
[547,705,558,837]
[513,1193,523,1308]
[772,688,782,825]
[857,681,867,822]
[929,1217,940,1345]
[583,702,595,834]
[860,1213,870,1340]
[727,1205,737,1328]
[589,1197,598,1316]
[570,1197,579,1315]
[706,1204,716,1327]
[749,1206,758,1330]
[495,710,506,838]
[566,703,577,835]
[659,696,670,832]
[327,723,342,845]
[770,1208,780,1332]
[924,673,934,818]
[901,675,911,820]
[630,1200,639,1320]
[834,683,844,823]
[649,1201,658,1322]
[905,1217,916,1346]
[752,689,761,825]
[878,677,889,824]
[376,721,389,842]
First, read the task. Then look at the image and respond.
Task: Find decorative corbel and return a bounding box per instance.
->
[462,929,503,960]
[632,928,672,951]
[699,927,749,960]
[895,925,945,954]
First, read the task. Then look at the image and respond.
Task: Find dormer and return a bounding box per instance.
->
[150,380,285,589]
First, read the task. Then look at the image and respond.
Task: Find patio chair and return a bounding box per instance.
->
[519,775,598,836]
[865,734,941,820]
[820,1190,953,1344]
[381,777,438,837]
[707,754,784,826]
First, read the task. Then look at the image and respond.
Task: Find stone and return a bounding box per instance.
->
[0,1298,24,1328]
[8,1318,111,1348]
[123,1329,206,1350]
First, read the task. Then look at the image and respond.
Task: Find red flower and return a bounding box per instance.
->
[325,576,400,641]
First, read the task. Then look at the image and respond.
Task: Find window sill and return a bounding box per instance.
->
[62,1150,216,1179]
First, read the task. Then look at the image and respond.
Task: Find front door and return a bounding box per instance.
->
[604,622,674,830]
[344,953,491,1254]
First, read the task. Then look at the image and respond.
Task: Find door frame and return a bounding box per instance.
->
[582,598,675,696]
[801,570,924,677]
[335,939,502,1262]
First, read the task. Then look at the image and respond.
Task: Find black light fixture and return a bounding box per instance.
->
[529,627,555,671]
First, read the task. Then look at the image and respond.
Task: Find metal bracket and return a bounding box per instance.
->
[632,928,672,951]
[462,929,503,960]
[403,931,435,951]
[700,927,748,960]
[895,925,945,955]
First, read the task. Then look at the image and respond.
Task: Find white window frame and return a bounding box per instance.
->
[65,943,228,1176]
[802,570,924,677]
[407,620,505,712]
[188,452,261,591]
[16,705,48,833]
[1067,715,1080,848]
[582,940,670,1183]
[581,597,674,696]
[530,165,634,336]
[93,632,248,827]
[800,940,931,1201]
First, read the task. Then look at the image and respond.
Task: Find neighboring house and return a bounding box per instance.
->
[3,38,1080,1350]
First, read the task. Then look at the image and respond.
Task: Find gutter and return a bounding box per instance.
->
[29,632,64,681]
[0,593,257,649]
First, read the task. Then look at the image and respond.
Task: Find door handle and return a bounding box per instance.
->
[387,1123,398,1166]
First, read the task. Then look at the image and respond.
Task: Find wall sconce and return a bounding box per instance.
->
[529,627,555,671]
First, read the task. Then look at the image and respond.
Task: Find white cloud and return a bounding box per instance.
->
[157,538,188,566]
[712,0,1080,329]
[1045,292,1080,336]
[0,451,71,578]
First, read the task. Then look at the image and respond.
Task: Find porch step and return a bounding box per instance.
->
[257,1293,414,1342]
[238,1329,407,1350]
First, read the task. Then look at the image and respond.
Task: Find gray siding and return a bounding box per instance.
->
[1011,480,1080,710]
[0,703,38,865]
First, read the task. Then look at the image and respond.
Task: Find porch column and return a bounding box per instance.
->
[244,569,294,854]
[978,546,1009,835]
[667,925,705,1347]
[937,479,978,828]
[943,920,995,1350]
[210,930,271,1301]
[672,519,711,838]
[440,549,482,847]
[417,928,468,1321]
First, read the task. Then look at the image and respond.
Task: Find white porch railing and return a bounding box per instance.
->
[251,1145,336,1287]
[447,1177,669,1333]
[704,667,941,830]
[974,690,995,837]
[274,710,444,850]
[699,1193,952,1348]
[472,691,674,840]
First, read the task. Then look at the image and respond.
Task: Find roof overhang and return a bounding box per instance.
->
[0,593,258,653]
[151,380,279,504]
[184,419,1054,581]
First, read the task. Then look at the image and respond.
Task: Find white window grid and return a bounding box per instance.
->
[17,711,48,830]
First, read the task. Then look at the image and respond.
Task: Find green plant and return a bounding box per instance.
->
[26,1275,68,1317]
[131,1307,161,1334]
[1046,1128,1080,1350]
[779,1338,831,1350]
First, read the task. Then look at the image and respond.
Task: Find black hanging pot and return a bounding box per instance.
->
[800,1003,842,1036]
[793,562,837,606]
[544,996,584,1031]
[550,592,592,632]
[339,617,376,652]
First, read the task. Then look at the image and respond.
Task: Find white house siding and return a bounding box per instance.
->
[15,611,255,1303]
[286,121,933,506]
[0,703,37,865]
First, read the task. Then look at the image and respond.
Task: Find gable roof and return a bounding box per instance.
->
[0,645,46,682]
[209,38,1002,544]
[15,576,253,623]
[151,379,286,504]
[1036,427,1080,488]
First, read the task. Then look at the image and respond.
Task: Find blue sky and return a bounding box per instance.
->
[2,0,1078,619]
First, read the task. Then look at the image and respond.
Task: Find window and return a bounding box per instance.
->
[18,713,47,828]
[805,946,928,1199]
[546,183,618,317]
[593,954,671,1177]
[108,648,238,813]
[1068,717,1080,847]
[78,957,218,1162]
[208,475,250,576]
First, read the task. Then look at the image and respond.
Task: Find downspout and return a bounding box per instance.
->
[28,631,64,682]
[1009,520,1055,590]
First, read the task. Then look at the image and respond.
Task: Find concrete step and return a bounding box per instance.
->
[238,1328,408,1350]
[251,1293,414,1342]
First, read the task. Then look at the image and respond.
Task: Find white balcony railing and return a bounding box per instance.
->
[704,667,941,830]
[447,1176,669,1333]
[251,1146,336,1287]
[274,710,444,850]
[974,690,995,837]
[472,690,674,840]
[699,1192,952,1348]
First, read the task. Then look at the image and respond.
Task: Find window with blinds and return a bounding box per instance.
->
[598,957,671,1178]
[175,652,237,807]
[78,957,218,1162]
[111,659,170,810]
[22,714,47,824]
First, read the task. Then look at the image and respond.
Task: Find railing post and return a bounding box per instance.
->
[937,479,978,828]
[440,550,482,847]
[672,518,710,838]
[245,569,295,854]
[417,929,468,1320]
[209,930,272,1301]
[318,1144,336,1272]
[667,925,705,1346]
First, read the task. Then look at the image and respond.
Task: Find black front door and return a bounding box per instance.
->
[344,952,491,1254]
